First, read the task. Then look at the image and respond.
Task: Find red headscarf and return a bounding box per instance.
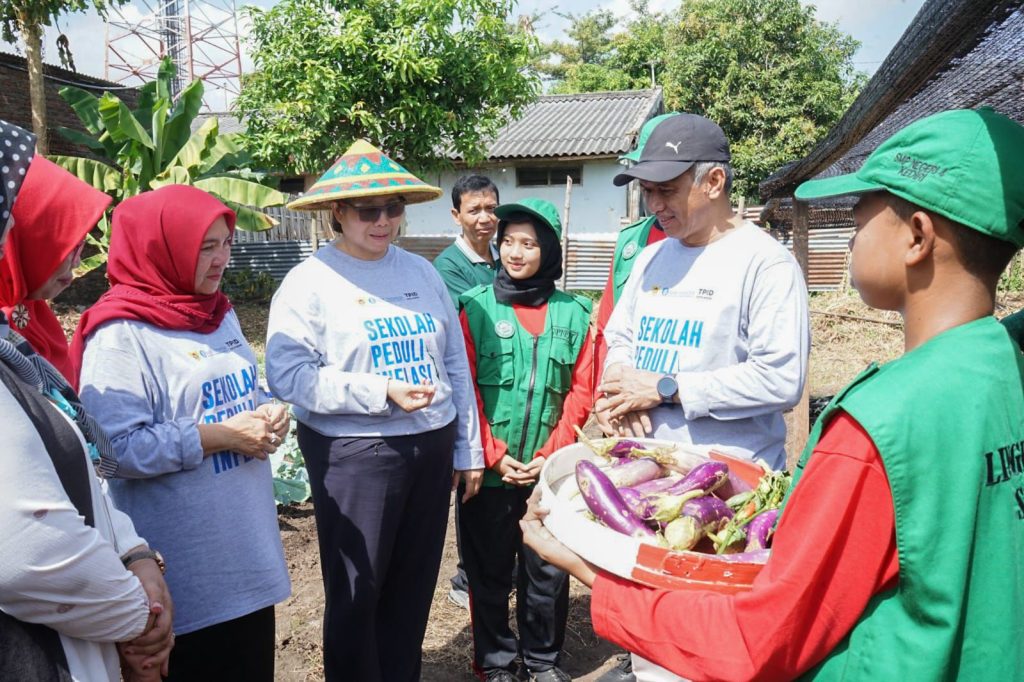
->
[0,156,112,383]
[70,185,236,380]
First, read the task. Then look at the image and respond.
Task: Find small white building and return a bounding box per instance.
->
[405,88,664,236]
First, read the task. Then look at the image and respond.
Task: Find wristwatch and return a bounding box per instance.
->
[122,548,166,575]
[656,374,679,404]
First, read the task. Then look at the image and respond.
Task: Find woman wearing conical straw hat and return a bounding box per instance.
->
[266,140,485,681]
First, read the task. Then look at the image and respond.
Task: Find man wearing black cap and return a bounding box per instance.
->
[596,112,809,470]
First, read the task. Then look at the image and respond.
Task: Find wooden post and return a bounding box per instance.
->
[560,175,573,291]
[787,197,811,471]
[310,214,319,253]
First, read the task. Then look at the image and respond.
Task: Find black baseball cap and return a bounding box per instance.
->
[613,113,731,186]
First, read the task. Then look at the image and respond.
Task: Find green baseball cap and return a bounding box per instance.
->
[796,108,1024,247]
[620,113,678,163]
[494,197,563,240]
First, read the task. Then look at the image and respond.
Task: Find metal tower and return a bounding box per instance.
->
[104,0,243,112]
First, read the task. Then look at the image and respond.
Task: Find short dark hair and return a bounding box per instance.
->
[452,174,499,210]
[884,193,1018,281]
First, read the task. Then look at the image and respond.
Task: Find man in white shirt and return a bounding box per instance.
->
[598,113,809,472]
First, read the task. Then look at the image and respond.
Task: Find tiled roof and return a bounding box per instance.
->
[197,89,663,162]
[466,88,663,161]
[191,113,245,135]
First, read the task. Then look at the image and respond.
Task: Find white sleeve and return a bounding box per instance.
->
[676,260,809,420]
[0,386,150,643]
[603,250,652,372]
[431,270,484,470]
[265,272,392,416]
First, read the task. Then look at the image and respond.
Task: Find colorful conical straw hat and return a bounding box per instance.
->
[287,139,443,211]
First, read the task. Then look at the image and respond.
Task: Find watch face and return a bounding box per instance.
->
[657,375,678,401]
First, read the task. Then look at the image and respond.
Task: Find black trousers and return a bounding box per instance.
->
[299,421,456,682]
[459,485,569,675]
[164,605,275,682]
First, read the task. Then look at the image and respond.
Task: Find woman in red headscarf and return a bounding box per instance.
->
[0,156,110,385]
[72,185,292,682]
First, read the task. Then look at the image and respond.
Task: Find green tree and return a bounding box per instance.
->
[544,0,865,200]
[53,59,287,270]
[1,0,123,154]
[236,0,540,175]
[664,0,865,198]
[539,2,667,94]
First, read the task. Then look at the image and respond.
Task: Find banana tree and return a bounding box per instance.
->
[52,58,287,271]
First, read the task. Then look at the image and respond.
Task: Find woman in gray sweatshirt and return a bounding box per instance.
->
[74,186,291,681]
[267,139,484,682]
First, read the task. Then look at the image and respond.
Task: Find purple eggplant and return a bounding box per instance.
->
[664,461,730,497]
[744,509,780,552]
[646,462,731,523]
[576,460,656,539]
[662,496,734,551]
[604,457,664,488]
[607,439,644,459]
[618,487,657,520]
[631,475,681,496]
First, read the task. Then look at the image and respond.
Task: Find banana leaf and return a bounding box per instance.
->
[162,117,218,175]
[98,93,154,149]
[224,200,278,231]
[49,155,121,192]
[162,79,205,166]
[55,126,108,155]
[194,177,287,209]
[58,86,105,135]
[149,166,191,188]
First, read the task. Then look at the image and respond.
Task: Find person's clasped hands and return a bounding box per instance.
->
[595,363,664,438]
[117,553,175,681]
[496,454,545,487]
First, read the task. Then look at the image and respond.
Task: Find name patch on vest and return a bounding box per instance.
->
[983,437,1024,519]
[550,326,577,343]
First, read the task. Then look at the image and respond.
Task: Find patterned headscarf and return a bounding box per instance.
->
[0,120,118,476]
[0,120,36,243]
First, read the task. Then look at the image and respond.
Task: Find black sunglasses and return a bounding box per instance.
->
[345,201,406,223]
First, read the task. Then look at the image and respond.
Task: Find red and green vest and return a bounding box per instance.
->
[783,316,1024,680]
[611,216,658,304]
[461,285,591,488]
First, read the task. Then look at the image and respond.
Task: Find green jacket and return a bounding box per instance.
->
[461,285,591,488]
[433,241,498,308]
[1002,309,1024,351]
[611,216,658,304]
[785,316,1024,680]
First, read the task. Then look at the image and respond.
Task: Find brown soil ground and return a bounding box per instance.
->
[55,287,1024,681]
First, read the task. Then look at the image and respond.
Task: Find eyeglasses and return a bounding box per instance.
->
[344,201,406,223]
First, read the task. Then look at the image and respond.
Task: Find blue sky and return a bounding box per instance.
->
[6,0,926,85]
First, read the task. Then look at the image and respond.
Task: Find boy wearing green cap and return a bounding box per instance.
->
[521,108,1024,679]
[459,198,594,682]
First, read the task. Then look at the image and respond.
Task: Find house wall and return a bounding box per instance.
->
[0,52,138,157]
[403,158,628,236]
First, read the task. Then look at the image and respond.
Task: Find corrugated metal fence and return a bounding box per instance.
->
[228,226,852,292]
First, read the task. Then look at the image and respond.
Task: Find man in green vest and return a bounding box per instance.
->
[433,173,501,609]
[434,174,501,307]
[593,114,673,396]
[522,107,1024,680]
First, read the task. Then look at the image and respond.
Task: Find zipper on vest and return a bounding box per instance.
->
[516,335,540,460]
